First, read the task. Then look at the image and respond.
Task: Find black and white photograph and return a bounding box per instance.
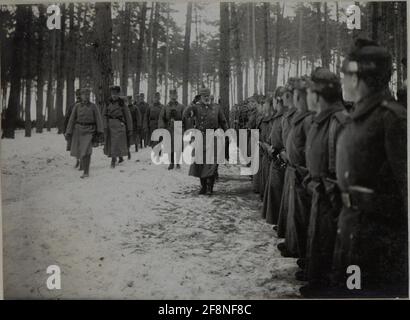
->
[0,0,408,301]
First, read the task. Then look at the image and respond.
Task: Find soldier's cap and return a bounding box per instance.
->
[75,89,81,96]
[199,87,211,96]
[284,77,298,93]
[274,86,286,98]
[139,93,145,96]
[127,95,132,99]
[110,85,121,93]
[342,38,392,78]
[169,89,177,95]
[294,76,310,91]
[154,92,161,96]
[308,67,341,93]
[79,88,91,94]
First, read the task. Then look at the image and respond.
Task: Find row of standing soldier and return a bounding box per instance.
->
[246,38,407,298]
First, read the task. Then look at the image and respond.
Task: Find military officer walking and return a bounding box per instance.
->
[158,89,185,170]
[103,86,133,168]
[332,39,407,297]
[64,88,82,168]
[184,88,228,195]
[127,95,142,154]
[65,88,104,178]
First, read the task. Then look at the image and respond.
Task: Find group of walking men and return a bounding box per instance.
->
[245,38,407,298]
[62,84,226,195]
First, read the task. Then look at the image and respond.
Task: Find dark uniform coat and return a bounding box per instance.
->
[304,102,347,285]
[128,104,142,147]
[283,110,314,257]
[103,98,133,158]
[277,106,298,238]
[144,102,163,147]
[247,109,262,192]
[64,99,80,151]
[66,101,104,158]
[333,90,408,297]
[137,100,149,144]
[159,101,185,160]
[259,114,274,197]
[186,102,228,178]
[261,108,287,224]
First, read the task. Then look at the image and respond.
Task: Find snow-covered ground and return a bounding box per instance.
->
[1,130,301,299]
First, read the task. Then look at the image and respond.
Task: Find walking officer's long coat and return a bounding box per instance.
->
[332,90,408,297]
[64,99,80,151]
[304,102,347,285]
[283,110,314,257]
[277,106,298,238]
[103,98,133,158]
[158,101,185,155]
[261,108,287,224]
[66,101,104,158]
[144,102,163,147]
[186,102,228,178]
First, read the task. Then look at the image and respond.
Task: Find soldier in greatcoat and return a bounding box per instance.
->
[332,39,407,297]
[184,88,228,195]
[295,68,348,297]
[103,86,133,168]
[277,77,315,259]
[261,87,287,225]
[144,92,164,148]
[127,95,142,155]
[65,88,104,178]
[276,78,298,237]
[159,89,185,170]
[64,89,82,169]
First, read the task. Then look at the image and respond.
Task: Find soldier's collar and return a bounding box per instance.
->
[292,110,314,125]
[351,89,392,120]
[284,106,297,118]
[314,101,345,124]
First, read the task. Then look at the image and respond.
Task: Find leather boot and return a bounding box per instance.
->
[198,179,207,195]
[119,157,124,163]
[206,177,215,194]
[111,157,116,168]
[74,159,80,169]
[81,155,90,178]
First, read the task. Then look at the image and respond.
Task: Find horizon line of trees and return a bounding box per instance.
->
[0,1,406,138]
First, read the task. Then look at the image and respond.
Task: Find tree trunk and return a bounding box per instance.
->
[219,2,230,121]
[94,2,113,107]
[134,2,147,97]
[120,3,131,96]
[56,4,66,134]
[182,3,192,106]
[46,28,56,131]
[24,5,33,137]
[35,5,46,133]
[148,3,160,102]
[66,3,76,119]
[263,2,271,94]
[272,3,282,91]
[231,3,243,104]
[3,6,25,138]
[252,3,257,95]
[164,4,170,103]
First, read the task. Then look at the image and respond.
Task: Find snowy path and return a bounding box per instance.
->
[1,130,301,299]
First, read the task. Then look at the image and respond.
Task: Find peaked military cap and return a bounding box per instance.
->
[169,89,177,95]
[308,67,341,93]
[110,85,121,93]
[79,87,91,94]
[199,87,211,96]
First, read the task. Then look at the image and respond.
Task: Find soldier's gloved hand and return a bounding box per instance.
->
[65,133,72,141]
